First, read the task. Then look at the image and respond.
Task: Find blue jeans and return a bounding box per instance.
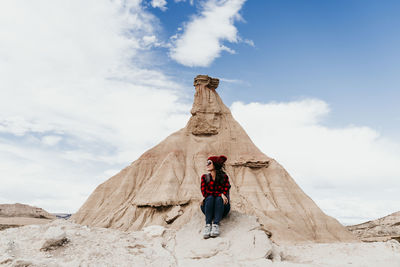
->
[200,195,230,225]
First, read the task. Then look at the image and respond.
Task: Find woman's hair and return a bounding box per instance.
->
[208,155,227,184]
[214,164,226,184]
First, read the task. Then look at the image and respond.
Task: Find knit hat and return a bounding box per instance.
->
[207,155,227,169]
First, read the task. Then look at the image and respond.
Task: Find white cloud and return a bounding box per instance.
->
[242,38,254,47]
[219,78,242,83]
[219,77,250,86]
[0,0,190,213]
[220,44,236,54]
[150,0,168,11]
[142,35,158,46]
[41,135,63,146]
[170,0,246,67]
[231,99,400,224]
[175,0,194,5]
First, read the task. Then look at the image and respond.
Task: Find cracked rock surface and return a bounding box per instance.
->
[0,211,278,267]
[174,211,274,266]
[1,212,400,267]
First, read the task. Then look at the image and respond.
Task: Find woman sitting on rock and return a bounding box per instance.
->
[200,155,231,238]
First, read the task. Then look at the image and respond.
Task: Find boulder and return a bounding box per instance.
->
[40,226,68,251]
[165,206,183,224]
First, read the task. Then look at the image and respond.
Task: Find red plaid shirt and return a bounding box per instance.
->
[200,173,230,198]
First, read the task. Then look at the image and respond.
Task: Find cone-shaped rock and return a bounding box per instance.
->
[72,75,357,244]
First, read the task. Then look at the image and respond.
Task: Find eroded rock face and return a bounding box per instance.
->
[231,160,269,168]
[72,75,357,244]
[187,75,228,136]
[347,211,400,242]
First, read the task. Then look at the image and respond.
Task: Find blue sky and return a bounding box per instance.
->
[155,0,400,138]
[0,0,399,225]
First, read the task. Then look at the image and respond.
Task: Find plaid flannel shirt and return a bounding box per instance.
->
[200,173,230,198]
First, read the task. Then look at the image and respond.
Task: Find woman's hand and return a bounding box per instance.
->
[221,194,228,205]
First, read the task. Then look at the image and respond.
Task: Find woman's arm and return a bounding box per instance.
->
[200,175,207,197]
[221,175,230,196]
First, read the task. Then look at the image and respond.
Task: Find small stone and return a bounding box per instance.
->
[0,256,13,265]
[270,243,282,262]
[40,227,68,251]
[165,206,183,224]
[143,225,165,237]
[12,260,33,267]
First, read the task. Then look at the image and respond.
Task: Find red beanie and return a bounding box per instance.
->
[208,155,227,168]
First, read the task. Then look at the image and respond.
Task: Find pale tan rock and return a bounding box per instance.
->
[143,225,165,238]
[270,243,282,262]
[173,211,275,266]
[0,203,55,219]
[0,217,53,227]
[40,226,68,251]
[0,218,398,266]
[280,241,400,267]
[347,211,400,242]
[72,75,357,244]
[165,206,183,224]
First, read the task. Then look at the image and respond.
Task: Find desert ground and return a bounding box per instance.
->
[1,209,400,267]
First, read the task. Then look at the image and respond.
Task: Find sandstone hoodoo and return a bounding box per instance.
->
[72,75,357,244]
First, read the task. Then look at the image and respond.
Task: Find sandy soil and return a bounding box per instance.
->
[0,217,53,226]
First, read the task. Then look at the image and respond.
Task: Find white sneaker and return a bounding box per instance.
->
[203,224,211,239]
[210,224,219,237]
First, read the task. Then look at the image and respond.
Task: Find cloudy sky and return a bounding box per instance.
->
[1,0,399,225]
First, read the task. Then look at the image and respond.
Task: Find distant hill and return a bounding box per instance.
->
[0,203,55,219]
[52,213,72,220]
[0,203,55,231]
[347,211,400,242]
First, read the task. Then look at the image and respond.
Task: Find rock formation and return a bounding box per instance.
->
[72,75,357,244]
[0,203,55,231]
[347,211,400,242]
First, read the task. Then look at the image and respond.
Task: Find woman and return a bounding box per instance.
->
[200,155,231,238]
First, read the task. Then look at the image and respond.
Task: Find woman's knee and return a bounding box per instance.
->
[200,204,205,214]
[205,195,215,200]
[204,195,215,205]
[215,196,223,202]
[222,204,230,218]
